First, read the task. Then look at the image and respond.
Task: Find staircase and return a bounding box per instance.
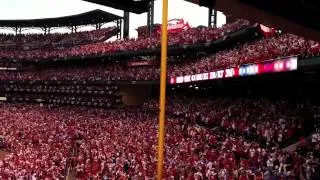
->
[66,167,76,180]
[65,140,79,180]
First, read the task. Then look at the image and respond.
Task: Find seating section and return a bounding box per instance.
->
[145,97,319,147]
[0,103,319,179]
[169,33,320,77]
[0,27,118,51]
[0,19,250,61]
[0,32,319,81]
[0,104,73,179]
[0,83,122,108]
[0,18,320,180]
[0,65,160,81]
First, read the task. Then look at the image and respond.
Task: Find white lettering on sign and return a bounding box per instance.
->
[239,67,246,76]
[225,68,235,78]
[191,75,197,82]
[203,73,209,80]
[288,58,298,70]
[176,77,184,84]
[217,70,224,78]
[184,75,191,82]
[245,65,259,75]
[196,74,203,81]
[209,72,217,79]
[246,66,253,75]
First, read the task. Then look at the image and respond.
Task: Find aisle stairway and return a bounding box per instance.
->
[66,140,79,180]
[66,167,76,180]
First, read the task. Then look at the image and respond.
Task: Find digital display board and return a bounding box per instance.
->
[170,56,298,84]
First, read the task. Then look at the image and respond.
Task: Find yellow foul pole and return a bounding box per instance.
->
[157,0,169,179]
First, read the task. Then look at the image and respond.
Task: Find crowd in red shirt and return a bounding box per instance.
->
[0,27,117,51]
[0,101,319,179]
[0,104,72,179]
[0,32,319,81]
[145,97,317,147]
[0,19,250,61]
[169,33,320,77]
[0,65,160,81]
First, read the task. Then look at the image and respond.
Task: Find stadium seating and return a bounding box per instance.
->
[0,83,122,108]
[0,19,250,61]
[0,104,72,179]
[145,97,318,147]
[0,65,160,81]
[0,32,319,81]
[0,27,118,50]
[0,15,320,180]
[0,103,318,179]
[169,33,320,77]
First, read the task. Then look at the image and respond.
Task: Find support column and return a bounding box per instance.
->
[117,19,122,39]
[95,23,102,30]
[208,7,217,28]
[208,7,213,27]
[44,27,47,35]
[123,11,130,38]
[147,0,155,36]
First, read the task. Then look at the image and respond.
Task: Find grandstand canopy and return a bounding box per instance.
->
[0,9,122,28]
[83,0,151,14]
[185,0,320,41]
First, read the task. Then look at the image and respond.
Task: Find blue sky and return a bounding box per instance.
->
[0,0,226,37]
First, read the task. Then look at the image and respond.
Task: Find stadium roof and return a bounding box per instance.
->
[0,9,122,28]
[83,0,151,14]
[185,0,320,41]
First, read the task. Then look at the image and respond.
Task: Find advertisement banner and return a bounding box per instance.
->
[170,56,298,84]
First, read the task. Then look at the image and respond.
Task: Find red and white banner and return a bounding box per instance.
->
[170,56,298,84]
[157,19,191,34]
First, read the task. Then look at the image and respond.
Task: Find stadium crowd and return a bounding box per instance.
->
[0,102,319,179]
[169,33,320,76]
[0,19,250,61]
[0,65,161,81]
[0,104,72,179]
[0,27,118,50]
[0,32,319,81]
[145,97,319,147]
